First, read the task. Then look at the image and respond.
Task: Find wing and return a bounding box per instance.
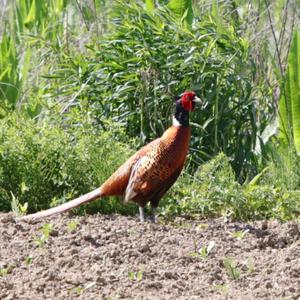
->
[124,142,184,205]
[124,155,161,203]
[99,139,160,196]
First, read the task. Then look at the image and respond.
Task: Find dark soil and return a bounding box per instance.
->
[0,213,299,299]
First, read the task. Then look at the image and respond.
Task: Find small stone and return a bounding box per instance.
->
[1,215,15,224]
[96,277,106,285]
[146,282,163,289]
[261,220,268,230]
[288,287,295,293]
[139,243,150,253]
[172,283,184,291]
[109,249,120,258]
[265,281,273,289]
[50,230,59,237]
[164,271,177,279]
[109,275,116,281]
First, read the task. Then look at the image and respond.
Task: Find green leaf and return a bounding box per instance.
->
[279,30,300,155]
[289,31,300,155]
[24,0,36,29]
[145,0,155,11]
[167,0,193,26]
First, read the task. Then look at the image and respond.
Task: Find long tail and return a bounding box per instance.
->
[18,187,103,221]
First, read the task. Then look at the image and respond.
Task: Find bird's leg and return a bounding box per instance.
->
[150,206,156,223]
[139,206,145,223]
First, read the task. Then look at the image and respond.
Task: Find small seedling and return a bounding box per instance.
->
[136,268,144,281]
[128,266,144,281]
[74,286,84,295]
[128,270,135,280]
[34,223,53,248]
[223,257,241,280]
[247,258,255,274]
[72,282,95,296]
[25,256,33,265]
[34,235,46,248]
[190,241,215,259]
[67,220,79,232]
[41,223,53,238]
[213,284,229,295]
[196,223,209,231]
[10,191,28,216]
[232,229,249,240]
[0,268,9,276]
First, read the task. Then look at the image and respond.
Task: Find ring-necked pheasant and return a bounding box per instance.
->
[19,91,201,222]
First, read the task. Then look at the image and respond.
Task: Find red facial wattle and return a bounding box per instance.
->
[181,92,195,112]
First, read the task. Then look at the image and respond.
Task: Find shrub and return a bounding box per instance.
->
[161,153,300,221]
[0,111,136,215]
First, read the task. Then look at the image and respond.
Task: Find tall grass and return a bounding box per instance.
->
[279,30,300,154]
[0,0,110,117]
[43,1,266,180]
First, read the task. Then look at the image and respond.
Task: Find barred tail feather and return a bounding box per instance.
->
[18,188,103,221]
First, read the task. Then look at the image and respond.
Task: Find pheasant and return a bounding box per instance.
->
[19,91,201,222]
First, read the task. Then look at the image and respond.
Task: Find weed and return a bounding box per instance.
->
[223,257,241,280]
[67,220,79,232]
[10,192,28,216]
[34,223,53,248]
[128,270,135,281]
[136,268,144,281]
[213,284,229,295]
[232,229,249,240]
[196,223,209,231]
[128,266,144,281]
[246,259,255,274]
[74,286,84,295]
[25,256,33,265]
[0,267,10,276]
[189,241,215,259]
[41,223,53,238]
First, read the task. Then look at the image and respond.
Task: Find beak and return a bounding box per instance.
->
[193,96,202,104]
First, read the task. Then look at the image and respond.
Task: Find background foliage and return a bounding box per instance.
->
[0,0,299,221]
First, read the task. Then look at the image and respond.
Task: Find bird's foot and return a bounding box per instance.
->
[139,206,145,223]
[150,207,156,224]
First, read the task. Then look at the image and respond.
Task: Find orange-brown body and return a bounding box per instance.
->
[100,126,191,208]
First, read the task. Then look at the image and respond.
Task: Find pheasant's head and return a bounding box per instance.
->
[173,91,202,126]
[176,91,202,112]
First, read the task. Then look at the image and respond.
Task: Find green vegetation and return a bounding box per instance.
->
[232,229,249,240]
[223,257,241,280]
[189,240,215,259]
[163,152,300,220]
[0,267,10,277]
[0,0,299,221]
[67,220,79,232]
[128,266,144,281]
[279,31,300,154]
[34,223,54,248]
